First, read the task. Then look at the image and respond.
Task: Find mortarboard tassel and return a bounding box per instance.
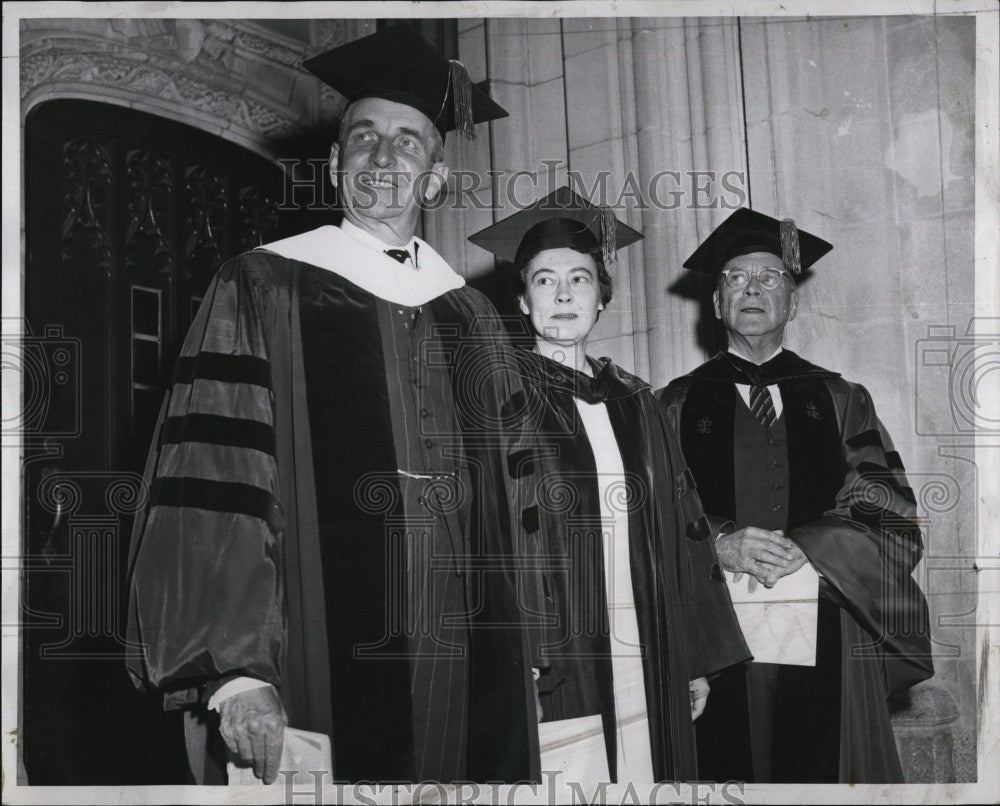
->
[449,60,476,140]
[599,206,617,264]
[780,217,801,275]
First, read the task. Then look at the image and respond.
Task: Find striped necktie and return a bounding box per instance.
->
[749,384,776,429]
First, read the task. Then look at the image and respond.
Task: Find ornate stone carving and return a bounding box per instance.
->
[22,36,302,144]
[320,85,348,125]
[233,30,305,67]
[313,19,350,52]
[238,186,279,252]
[126,148,174,274]
[62,139,113,272]
[183,165,228,279]
[173,19,209,63]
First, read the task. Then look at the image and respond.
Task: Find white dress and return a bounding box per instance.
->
[573,397,655,784]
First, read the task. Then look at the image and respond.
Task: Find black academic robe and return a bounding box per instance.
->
[658,350,933,784]
[126,247,540,783]
[517,351,750,782]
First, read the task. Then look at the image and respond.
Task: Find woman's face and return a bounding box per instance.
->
[519,247,603,349]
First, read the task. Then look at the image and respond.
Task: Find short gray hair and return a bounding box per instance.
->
[427,127,445,163]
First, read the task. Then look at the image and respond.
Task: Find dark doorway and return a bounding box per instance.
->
[21,99,303,784]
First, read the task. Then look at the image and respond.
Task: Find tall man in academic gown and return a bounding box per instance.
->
[658,208,933,783]
[126,25,540,785]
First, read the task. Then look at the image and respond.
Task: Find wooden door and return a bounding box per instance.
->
[21,99,302,784]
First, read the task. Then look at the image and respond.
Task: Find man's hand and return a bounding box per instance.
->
[776,543,808,579]
[218,685,287,784]
[532,667,544,722]
[718,527,797,589]
[689,677,710,721]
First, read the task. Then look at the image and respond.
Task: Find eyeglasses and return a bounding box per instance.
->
[719,267,791,290]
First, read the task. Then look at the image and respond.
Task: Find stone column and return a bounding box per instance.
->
[559,17,641,373]
[420,19,498,280]
[892,681,960,783]
[630,17,748,388]
[421,17,572,312]
[474,17,571,288]
[740,14,977,780]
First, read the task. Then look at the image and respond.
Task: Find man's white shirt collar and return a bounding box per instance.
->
[256,221,465,306]
[339,218,418,265]
[728,347,784,417]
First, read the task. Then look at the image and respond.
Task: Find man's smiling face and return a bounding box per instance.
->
[713,251,798,342]
[328,97,447,234]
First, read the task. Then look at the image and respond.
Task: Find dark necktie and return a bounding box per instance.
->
[749,384,777,429]
[384,248,411,265]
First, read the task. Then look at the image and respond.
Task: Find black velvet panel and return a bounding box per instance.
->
[780,378,844,529]
[770,595,843,782]
[172,352,272,388]
[150,477,282,528]
[299,267,415,781]
[845,428,885,450]
[694,663,755,782]
[678,381,738,521]
[160,414,276,455]
[426,291,535,783]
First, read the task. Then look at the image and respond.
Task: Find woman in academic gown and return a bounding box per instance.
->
[468,188,750,785]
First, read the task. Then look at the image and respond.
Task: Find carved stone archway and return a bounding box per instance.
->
[19,18,368,161]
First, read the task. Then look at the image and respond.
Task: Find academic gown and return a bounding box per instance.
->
[658,349,933,783]
[126,227,540,784]
[517,351,750,782]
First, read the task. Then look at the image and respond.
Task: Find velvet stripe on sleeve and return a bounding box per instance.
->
[126,255,285,707]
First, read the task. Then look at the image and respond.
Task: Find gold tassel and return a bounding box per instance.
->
[780,217,801,275]
[449,60,476,140]
[600,206,617,264]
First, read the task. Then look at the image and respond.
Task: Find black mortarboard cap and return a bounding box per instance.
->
[683,207,833,277]
[468,186,643,266]
[302,24,508,139]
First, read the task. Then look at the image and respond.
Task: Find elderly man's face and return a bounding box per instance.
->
[713,251,798,341]
[329,97,448,232]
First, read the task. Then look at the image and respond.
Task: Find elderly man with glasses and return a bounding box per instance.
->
[657,208,932,784]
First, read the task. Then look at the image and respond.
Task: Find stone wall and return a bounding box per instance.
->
[440,16,977,781]
[737,16,977,781]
